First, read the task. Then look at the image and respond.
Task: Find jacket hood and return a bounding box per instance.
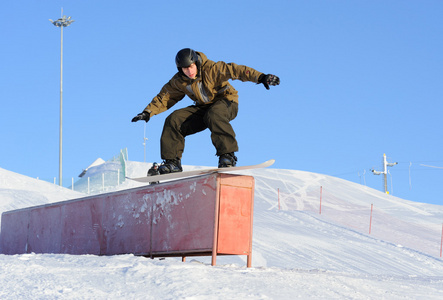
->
[196,51,208,66]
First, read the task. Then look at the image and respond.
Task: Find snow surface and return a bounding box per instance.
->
[1,162,443,299]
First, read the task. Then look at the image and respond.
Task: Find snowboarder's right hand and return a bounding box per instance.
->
[131,112,150,123]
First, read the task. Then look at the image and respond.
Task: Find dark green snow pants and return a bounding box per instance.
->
[160,99,239,160]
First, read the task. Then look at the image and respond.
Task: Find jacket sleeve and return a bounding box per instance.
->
[143,78,186,117]
[211,61,263,84]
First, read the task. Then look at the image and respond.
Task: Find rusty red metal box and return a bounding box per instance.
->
[1,173,255,267]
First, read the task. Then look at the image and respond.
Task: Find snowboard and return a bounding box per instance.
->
[127,159,275,184]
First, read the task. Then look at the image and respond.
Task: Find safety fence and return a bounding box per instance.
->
[276,186,443,258]
[68,148,128,194]
[38,149,129,194]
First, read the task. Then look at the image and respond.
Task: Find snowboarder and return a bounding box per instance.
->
[131,48,280,174]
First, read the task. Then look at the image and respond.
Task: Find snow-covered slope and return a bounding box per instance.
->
[0,167,84,212]
[1,163,443,299]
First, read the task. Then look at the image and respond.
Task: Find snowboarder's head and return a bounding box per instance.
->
[175,48,201,79]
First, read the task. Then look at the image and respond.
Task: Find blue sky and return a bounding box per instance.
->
[1,1,442,205]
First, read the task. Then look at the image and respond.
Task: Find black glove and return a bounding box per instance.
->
[131,111,150,123]
[258,74,280,90]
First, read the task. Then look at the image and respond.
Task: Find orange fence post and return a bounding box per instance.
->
[440,223,443,257]
[319,186,322,215]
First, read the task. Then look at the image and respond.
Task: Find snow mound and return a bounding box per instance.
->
[0,167,83,213]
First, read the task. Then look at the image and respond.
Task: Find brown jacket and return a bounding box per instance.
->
[144,51,263,117]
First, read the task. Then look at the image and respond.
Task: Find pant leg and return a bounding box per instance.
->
[203,99,239,156]
[160,105,207,159]
[161,99,239,159]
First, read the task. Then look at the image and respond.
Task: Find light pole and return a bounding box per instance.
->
[49,12,74,186]
[143,123,148,162]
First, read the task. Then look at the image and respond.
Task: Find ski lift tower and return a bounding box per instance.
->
[371,153,398,194]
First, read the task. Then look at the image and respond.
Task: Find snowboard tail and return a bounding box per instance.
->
[127,159,275,184]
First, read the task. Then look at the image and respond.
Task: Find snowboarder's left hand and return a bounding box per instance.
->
[131,112,150,123]
[258,74,280,90]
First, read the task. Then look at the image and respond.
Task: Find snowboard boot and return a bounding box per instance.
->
[158,158,183,174]
[147,162,160,176]
[218,153,237,168]
[147,162,160,184]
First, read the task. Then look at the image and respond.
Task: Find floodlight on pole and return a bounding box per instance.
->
[49,10,74,186]
[371,153,398,194]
